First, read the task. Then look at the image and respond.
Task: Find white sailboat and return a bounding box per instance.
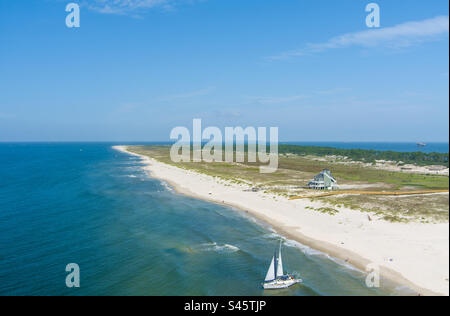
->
[262,241,302,290]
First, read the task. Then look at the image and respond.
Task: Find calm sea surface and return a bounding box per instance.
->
[0,143,420,296]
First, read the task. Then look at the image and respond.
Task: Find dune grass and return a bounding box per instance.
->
[130,145,449,191]
[128,145,449,223]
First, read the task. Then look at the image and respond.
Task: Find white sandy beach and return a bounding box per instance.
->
[114,146,449,296]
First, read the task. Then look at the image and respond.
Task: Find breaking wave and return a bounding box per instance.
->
[160,181,174,192]
[196,242,240,253]
[261,232,362,271]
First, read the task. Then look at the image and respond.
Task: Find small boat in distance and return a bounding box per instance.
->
[416,142,427,147]
[262,241,302,290]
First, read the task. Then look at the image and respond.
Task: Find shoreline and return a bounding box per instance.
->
[114,145,449,296]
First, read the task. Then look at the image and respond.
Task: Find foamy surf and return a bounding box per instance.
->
[195,242,240,253]
[161,181,174,192]
[262,232,363,273]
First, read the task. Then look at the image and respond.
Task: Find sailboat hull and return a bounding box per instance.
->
[263,277,302,290]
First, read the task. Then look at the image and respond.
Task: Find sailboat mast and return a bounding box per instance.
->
[274,250,277,278]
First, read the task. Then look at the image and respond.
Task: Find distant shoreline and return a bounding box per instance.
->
[0,141,448,154]
[114,145,449,296]
[280,141,449,154]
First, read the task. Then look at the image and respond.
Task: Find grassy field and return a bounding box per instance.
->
[130,145,449,190]
[128,145,449,223]
[319,194,449,223]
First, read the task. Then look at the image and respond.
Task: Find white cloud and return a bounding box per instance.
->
[86,0,203,15]
[88,0,169,15]
[269,15,449,60]
[246,95,308,105]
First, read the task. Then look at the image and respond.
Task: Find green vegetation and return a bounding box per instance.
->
[305,206,339,215]
[322,194,449,223]
[278,145,449,167]
[129,145,449,191]
[277,154,449,190]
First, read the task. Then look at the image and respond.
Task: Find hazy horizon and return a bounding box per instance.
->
[0,140,449,143]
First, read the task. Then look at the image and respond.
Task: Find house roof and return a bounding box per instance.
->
[313,169,336,182]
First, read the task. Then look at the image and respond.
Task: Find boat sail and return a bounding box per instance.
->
[276,244,284,278]
[265,255,276,282]
[262,241,302,290]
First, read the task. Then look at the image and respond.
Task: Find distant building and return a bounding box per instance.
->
[308,169,338,190]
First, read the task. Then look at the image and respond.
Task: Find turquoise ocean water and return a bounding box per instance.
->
[0,143,436,296]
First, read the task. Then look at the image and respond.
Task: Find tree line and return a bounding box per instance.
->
[277,145,449,167]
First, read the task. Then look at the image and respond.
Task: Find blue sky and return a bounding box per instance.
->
[0,0,448,142]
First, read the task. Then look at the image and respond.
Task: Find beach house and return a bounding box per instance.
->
[308,169,338,190]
